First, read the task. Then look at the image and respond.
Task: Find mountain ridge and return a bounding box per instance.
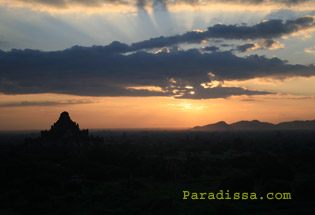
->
[192,119,315,131]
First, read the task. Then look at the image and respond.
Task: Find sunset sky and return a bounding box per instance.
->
[0,0,315,130]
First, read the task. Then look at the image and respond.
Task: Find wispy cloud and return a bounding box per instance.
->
[305,47,315,53]
[0,99,94,107]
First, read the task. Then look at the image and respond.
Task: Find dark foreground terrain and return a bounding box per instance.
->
[1,129,315,215]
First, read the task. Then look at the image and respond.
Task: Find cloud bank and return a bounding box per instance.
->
[0,45,314,99]
[0,17,314,99]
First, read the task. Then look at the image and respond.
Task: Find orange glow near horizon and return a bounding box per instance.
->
[0,93,315,130]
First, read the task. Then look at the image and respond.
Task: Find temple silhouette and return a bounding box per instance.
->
[41,111,89,142]
[26,111,103,150]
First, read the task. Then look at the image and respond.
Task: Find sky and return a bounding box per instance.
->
[0,0,315,130]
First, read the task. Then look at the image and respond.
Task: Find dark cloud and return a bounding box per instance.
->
[130,16,315,50]
[236,39,283,52]
[177,86,271,100]
[260,39,278,48]
[0,100,94,107]
[236,43,256,52]
[220,44,233,47]
[203,46,220,52]
[241,98,256,102]
[0,45,313,99]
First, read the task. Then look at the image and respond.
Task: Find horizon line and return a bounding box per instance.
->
[1,118,315,132]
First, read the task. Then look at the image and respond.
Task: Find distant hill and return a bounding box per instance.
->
[192,119,315,131]
[193,121,230,131]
